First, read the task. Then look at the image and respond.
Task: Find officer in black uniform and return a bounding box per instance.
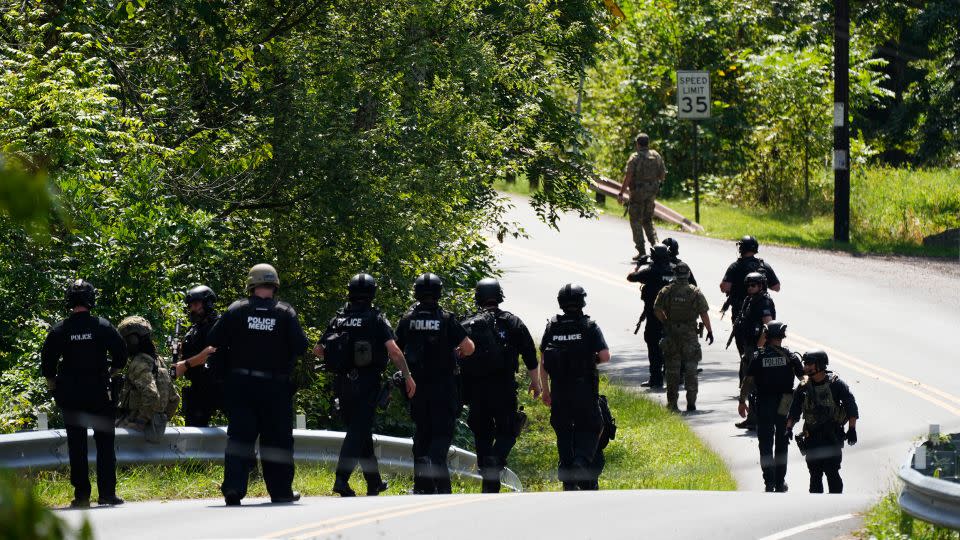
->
[461,278,541,493]
[174,285,223,427]
[737,321,803,492]
[40,279,127,508]
[787,351,859,494]
[315,273,416,497]
[627,245,674,388]
[733,272,776,429]
[661,238,697,285]
[395,273,474,495]
[207,264,309,506]
[540,284,610,491]
[719,235,780,345]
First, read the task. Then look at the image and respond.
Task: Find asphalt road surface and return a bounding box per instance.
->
[57,194,960,539]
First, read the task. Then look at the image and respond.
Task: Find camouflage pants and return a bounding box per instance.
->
[660,335,701,409]
[628,192,658,254]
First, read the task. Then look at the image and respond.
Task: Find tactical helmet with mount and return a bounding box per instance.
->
[764,320,787,339]
[475,278,504,306]
[246,263,280,292]
[413,273,443,301]
[557,283,587,309]
[737,235,759,254]
[662,237,679,256]
[802,350,829,371]
[348,273,377,301]
[118,316,153,348]
[66,279,96,309]
[673,262,691,279]
[744,271,767,287]
[184,285,217,311]
[650,244,670,264]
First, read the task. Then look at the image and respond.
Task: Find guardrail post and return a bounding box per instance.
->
[36,412,48,431]
[296,414,306,430]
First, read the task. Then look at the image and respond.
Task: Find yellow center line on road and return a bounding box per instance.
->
[495,241,960,418]
[275,495,512,539]
[262,498,451,538]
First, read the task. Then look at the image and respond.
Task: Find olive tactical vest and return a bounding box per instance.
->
[802,375,845,427]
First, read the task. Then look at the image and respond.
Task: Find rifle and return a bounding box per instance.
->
[168,318,182,378]
[719,295,733,320]
[633,310,647,335]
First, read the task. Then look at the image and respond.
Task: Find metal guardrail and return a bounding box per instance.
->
[0,427,522,493]
[898,440,960,530]
[589,174,705,233]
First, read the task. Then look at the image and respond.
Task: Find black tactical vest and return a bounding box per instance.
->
[402,305,455,376]
[542,315,596,380]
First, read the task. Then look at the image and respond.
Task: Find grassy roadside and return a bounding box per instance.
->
[495,168,960,258]
[858,492,959,539]
[24,378,734,506]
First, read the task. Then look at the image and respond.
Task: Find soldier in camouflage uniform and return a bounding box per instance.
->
[116,316,180,441]
[653,263,714,412]
[618,133,666,260]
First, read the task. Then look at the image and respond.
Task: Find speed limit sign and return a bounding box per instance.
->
[677,71,711,119]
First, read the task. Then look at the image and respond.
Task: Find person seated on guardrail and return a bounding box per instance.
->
[737,321,803,493]
[540,283,611,491]
[786,351,859,494]
[315,273,416,498]
[115,316,180,443]
[396,273,474,495]
[207,263,310,506]
[617,132,666,261]
[40,279,127,508]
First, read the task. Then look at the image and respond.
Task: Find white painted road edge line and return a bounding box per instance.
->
[757,514,856,540]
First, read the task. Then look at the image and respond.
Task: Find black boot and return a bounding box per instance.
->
[365,473,388,496]
[332,477,356,497]
[97,495,124,506]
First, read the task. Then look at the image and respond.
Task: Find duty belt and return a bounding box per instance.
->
[230,368,289,381]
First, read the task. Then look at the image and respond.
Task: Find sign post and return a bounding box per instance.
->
[677,70,710,224]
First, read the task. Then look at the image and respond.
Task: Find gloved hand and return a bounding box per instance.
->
[705,331,714,345]
[846,427,857,445]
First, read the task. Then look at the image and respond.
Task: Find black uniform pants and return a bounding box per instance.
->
[464,376,518,493]
[550,377,603,490]
[409,375,459,494]
[335,373,382,488]
[805,442,844,493]
[643,311,664,384]
[182,374,224,427]
[756,394,789,488]
[62,406,117,500]
[222,374,295,500]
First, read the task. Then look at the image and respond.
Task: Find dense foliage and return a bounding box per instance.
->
[582,0,959,207]
[0,0,612,432]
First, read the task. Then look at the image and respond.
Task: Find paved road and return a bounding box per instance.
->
[56,194,960,538]
[60,491,873,540]
[493,193,960,497]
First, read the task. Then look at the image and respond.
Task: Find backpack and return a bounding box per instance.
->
[402,306,454,374]
[459,310,507,377]
[320,308,384,374]
[541,315,595,380]
[598,395,617,449]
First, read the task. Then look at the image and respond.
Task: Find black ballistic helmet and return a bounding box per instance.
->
[184,285,217,311]
[413,273,443,301]
[737,235,759,254]
[662,238,679,256]
[802,350,829,371]
[475,278,504,306]
[764,320,787,339]
[650,244,670,264]
[66,279,96,309]
[557,283,587,309]
[744,271,766,288]
[348,273,377,301]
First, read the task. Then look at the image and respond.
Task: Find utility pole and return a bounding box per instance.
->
[833,0,850,243]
